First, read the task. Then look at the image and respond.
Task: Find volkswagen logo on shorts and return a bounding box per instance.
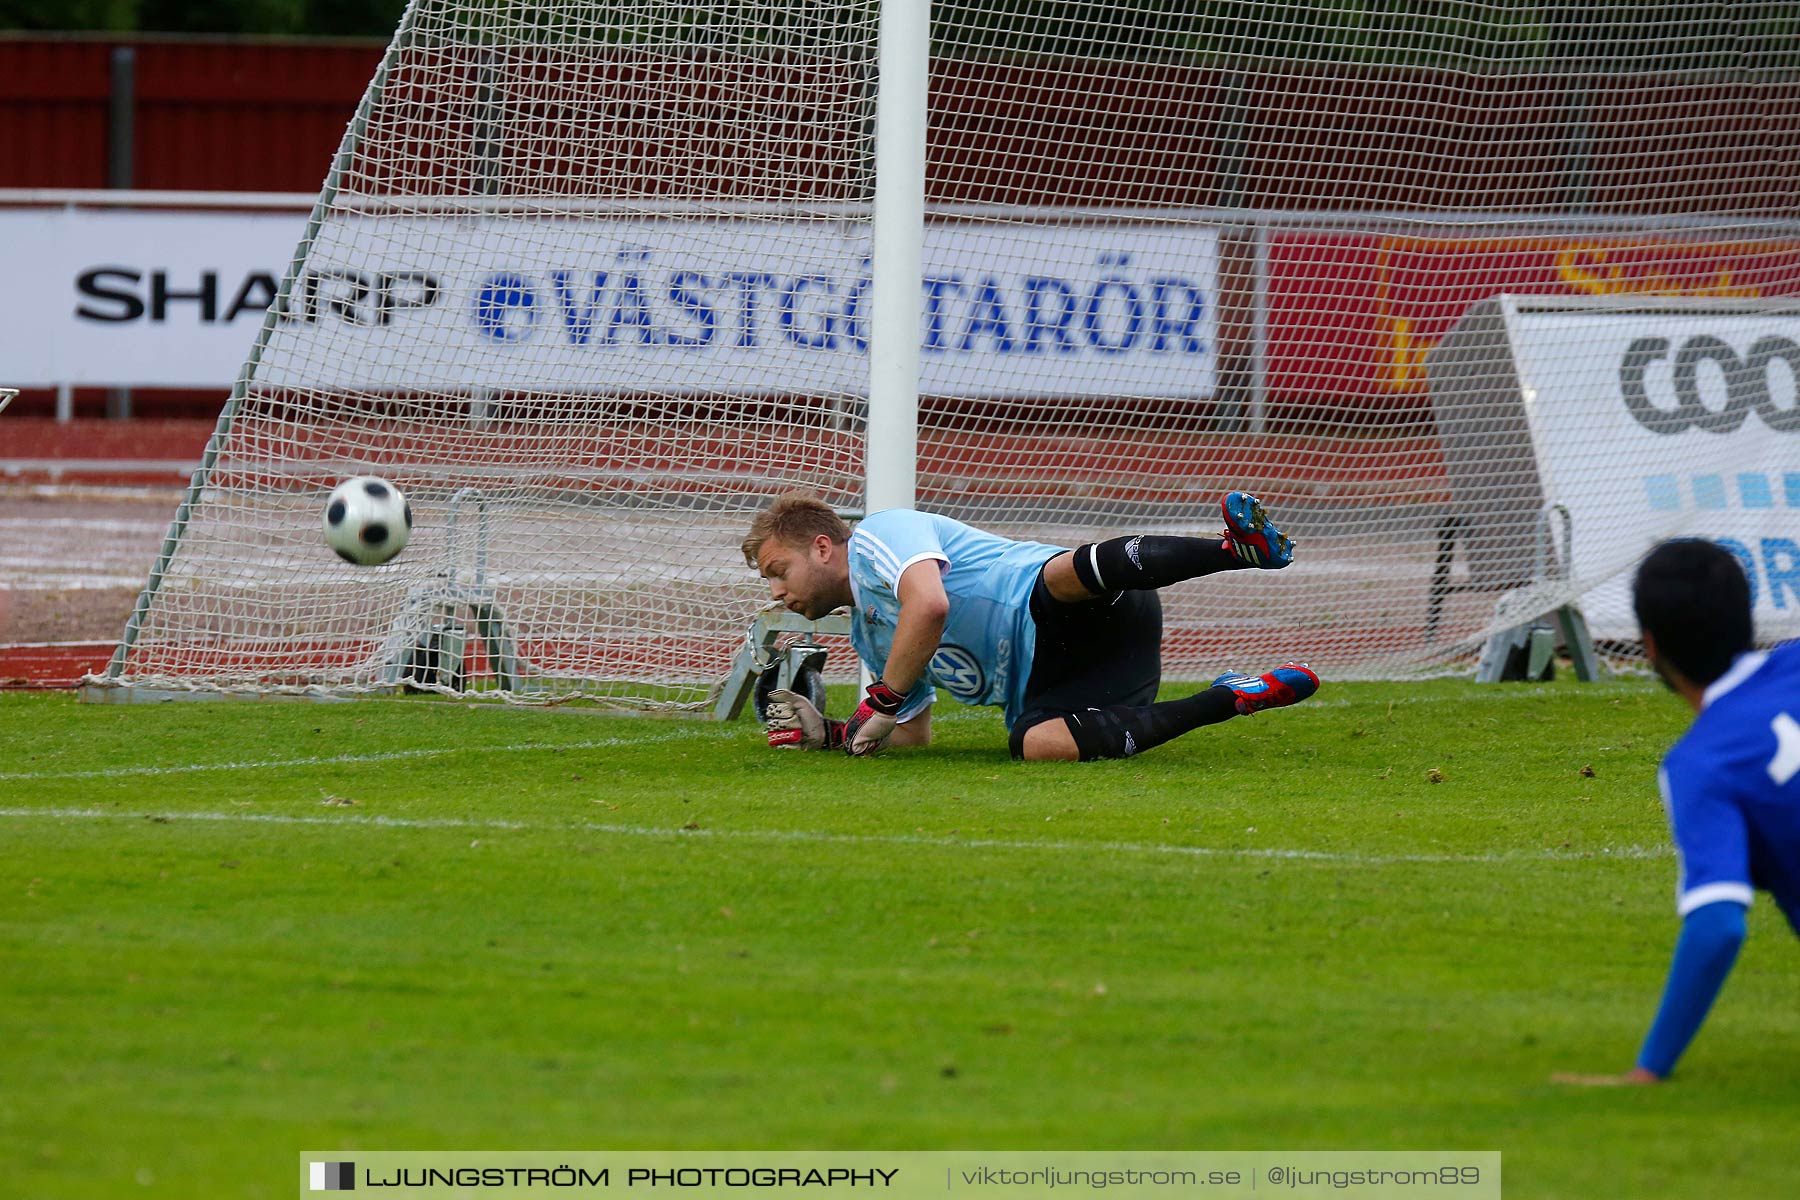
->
[929,644,986,700]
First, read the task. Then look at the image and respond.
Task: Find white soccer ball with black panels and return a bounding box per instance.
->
[323,476,412,565]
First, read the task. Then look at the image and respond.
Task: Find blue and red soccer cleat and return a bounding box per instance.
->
[1220,491,1294,569]
[1212,663,1320,715]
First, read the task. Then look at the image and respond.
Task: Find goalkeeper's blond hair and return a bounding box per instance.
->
[741,492,852,567]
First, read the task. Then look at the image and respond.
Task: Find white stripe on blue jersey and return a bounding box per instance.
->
[1663,641,1800,922]
[849,527,910,584]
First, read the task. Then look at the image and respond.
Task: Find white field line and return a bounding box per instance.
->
[1303,684,1654,708]
[0,573,151,589]
[0,804,1674,867]
[0,729,732,782]
[0,517,170,533]
[0,483,185,502]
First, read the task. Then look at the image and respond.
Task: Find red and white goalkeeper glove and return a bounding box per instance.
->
[763,688,845,751]
[843,679,906,757]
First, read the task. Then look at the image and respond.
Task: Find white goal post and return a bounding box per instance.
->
[84,2,1800,707]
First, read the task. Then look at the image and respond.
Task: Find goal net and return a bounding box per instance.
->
[91,2,1800,705]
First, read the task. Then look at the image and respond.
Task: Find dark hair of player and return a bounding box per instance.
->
[741,491,853,568]
[1632,538,1754,687]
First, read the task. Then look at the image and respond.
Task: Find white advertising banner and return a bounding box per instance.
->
[1,208,1220,398]
[0,208,307,387]
[1504,299,1800,640]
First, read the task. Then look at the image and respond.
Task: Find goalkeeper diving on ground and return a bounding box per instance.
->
[740,491,1318,761]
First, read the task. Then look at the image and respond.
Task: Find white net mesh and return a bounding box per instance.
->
[97,2,1800,703]
[99,2,881,705]
[917,1,1800,676]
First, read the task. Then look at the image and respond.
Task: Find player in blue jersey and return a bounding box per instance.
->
[739,491,1318,760]
[1556,539,1800,1086]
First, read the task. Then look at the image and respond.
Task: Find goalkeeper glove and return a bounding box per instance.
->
[843,679,906,757]
[763,688,845,751]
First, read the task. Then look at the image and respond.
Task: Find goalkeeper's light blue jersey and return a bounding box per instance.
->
[1659,640,1800,930]
[846,509,1066,728]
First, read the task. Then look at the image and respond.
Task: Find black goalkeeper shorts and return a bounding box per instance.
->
[1008,569,1162,757]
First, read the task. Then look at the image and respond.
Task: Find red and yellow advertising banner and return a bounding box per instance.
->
[1266,234,1800,401]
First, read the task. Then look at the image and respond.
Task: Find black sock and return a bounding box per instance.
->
[1062,685,1239,761]
[1070,535,1245,594]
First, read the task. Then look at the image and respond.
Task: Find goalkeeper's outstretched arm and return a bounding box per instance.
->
[868,561,946,751]
[842,561,949,756]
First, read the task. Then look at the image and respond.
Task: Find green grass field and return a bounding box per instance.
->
[4,680,1798,1199]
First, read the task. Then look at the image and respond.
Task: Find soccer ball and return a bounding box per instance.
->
[323,476,412,566]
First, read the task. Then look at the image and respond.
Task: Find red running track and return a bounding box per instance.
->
[0,643,115,690]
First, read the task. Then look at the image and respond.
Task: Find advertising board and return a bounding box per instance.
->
[1429,296,1800,641]
[2,208,1219,398]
